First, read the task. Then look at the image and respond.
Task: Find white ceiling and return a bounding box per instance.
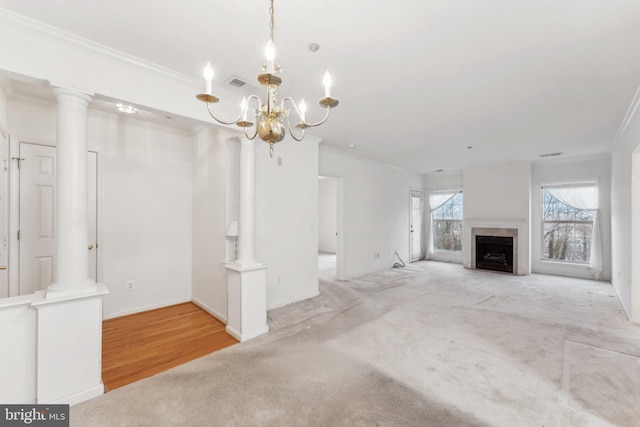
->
[1,0,639,173]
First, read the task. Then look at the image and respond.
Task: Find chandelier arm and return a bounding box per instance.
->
[242,95,262,140]
[284,111,305,142]
[279,97,304,141]
[244,125,259,140]
[205,103,246,126]
[304,105,331,128]
[281,97,332,128]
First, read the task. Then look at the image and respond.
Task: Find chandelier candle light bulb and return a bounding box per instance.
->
[196,0,339,157]
[241,97,248,121]
[323,71,332,97]
[203,62,214,95]
[299,100,307,121]
[265,40,276,74]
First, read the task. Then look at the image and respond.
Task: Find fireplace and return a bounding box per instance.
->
[468,226,520,275]
[475,235,513,273]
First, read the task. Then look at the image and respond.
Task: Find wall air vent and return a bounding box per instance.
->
[539,152,563,158]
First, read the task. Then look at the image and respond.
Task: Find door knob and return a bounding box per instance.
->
[88,244,94,250]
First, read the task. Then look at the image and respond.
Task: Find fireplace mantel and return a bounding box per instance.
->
[463,219,530,275]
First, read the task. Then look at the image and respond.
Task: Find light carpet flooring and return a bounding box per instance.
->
[72,261,640,426]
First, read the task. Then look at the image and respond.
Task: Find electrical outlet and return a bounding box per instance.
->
[127,280,135,290]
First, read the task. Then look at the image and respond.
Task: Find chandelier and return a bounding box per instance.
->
[196,0,339,156]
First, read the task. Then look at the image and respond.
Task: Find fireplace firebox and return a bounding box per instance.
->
[475,235,513,273]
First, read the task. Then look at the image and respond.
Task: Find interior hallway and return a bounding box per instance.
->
[73,262,640,426]
[318,251,337,283]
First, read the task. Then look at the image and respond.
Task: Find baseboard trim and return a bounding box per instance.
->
[225,325,269,342]
[191,297,227,324]
[268,290,320,311]
[51,383,104,406]
[102,297,191,320]
[610,282,632,321]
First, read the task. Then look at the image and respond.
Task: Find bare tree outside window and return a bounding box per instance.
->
[541,189,594,263]
[433,192,463,251]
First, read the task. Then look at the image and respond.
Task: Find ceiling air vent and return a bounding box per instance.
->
[223,75,260,95]
[539,152,563,158]
[226,76,247,88]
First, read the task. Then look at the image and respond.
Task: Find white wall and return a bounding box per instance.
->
[0,81,7,129]
[191,127,238,322]
[531,156,611,280]
[93,113,193,318]
[0,83,8,298]
[463,162,531,274]
[256,139,320,310]
[632,150,640,322]
[7,94,193,318]
[423,171,463,263]
[0,295,37,403]
[318,177,337,253]
[464,162,531,221]
[319,147,423,279]
[611,109,640,321]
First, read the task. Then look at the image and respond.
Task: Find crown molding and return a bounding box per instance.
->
[319,144,418,174]
[0,77,13,98]
[0,8,201,90]
[615,82,640,143]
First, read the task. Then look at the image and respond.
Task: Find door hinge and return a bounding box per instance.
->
[17,230,20,240]
[12,157,25,169]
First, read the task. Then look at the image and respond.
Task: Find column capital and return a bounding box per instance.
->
[50,84,94,105]
[239,137,255,147]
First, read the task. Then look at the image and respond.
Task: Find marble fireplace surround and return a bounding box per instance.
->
[463,220,530,275]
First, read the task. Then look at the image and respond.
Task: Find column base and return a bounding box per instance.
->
[31,284,109,404]
[224,263,269,342]
[225,324,270,342]
[47,278,97,299]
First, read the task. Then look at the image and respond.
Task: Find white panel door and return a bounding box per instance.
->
[87,151,97,281]
[19,143,97,295]
[410,190,423,262]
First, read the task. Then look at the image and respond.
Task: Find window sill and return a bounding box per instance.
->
[539,259,590,269]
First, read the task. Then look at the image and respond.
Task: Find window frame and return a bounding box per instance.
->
[431,192,463,253]
[540,186,595,265]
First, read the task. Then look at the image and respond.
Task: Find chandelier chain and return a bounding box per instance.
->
[269,0,275,43]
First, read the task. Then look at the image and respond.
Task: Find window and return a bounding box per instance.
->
[432,192,463,251]
[541,183,596,264]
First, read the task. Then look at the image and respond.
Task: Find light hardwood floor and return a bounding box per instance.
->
[102,302,237,391]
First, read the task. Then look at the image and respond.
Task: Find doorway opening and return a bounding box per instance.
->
[410,190,423,262]
[318,175,342,282]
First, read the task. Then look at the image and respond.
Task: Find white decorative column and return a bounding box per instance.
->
[224,137,268,342]
[236,138,258,266]
[31,85,108,405]
[48,86,95,294]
